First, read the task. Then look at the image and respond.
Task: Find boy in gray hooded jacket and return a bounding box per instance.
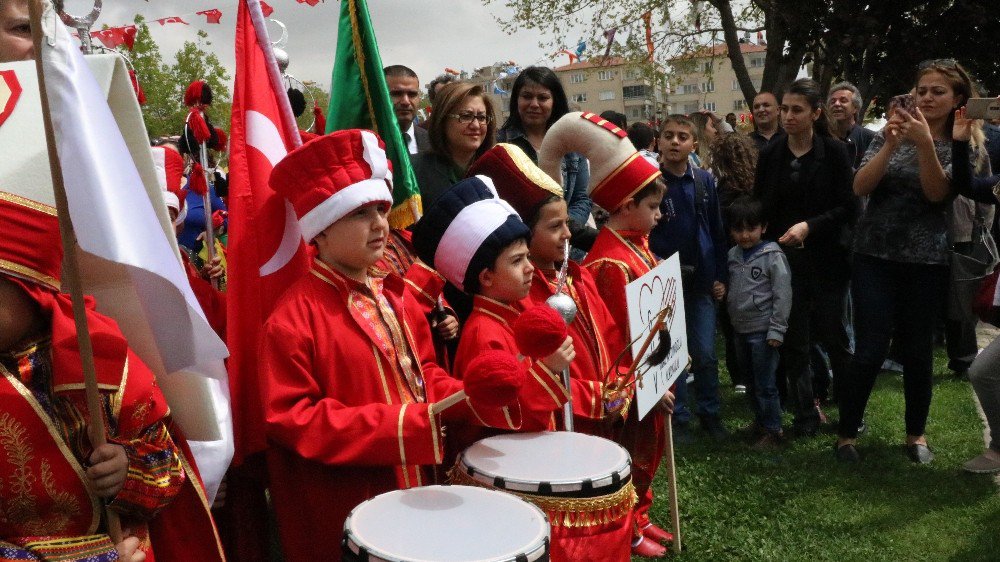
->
[725,197,792,448]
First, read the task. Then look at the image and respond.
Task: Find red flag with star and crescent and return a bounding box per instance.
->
[227,0,308,464]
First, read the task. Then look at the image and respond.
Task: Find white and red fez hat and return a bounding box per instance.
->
[467,143,563,219]
[151,145,187,224]
[538,112,661,211]
[0,191,62,292]
[269,129,394,242]
[412,176,529,293]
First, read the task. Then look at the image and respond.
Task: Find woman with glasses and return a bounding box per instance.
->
[753,78,857,438]
[498,67,596,259]
[413,81,496,209]
[836,60,986,464]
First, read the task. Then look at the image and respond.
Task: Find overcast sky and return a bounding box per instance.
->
[76,0,579,91]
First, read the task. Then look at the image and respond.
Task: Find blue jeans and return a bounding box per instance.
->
[734,332,782,433]
[674,291,721,424]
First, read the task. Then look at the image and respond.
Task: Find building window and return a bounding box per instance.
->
[570,73,584,84]
[572,93,587,103]
[623,69,640,80]
[683,102,700,113]
[702,61,713,73]
[700,81,715,93]
[750,56,765,68]
[733,99,746,110]
[680,84,699,95]
[629,107,644,119]
[732,79,740,91]
[599,90,615,101]
[597,70,614,81]
[703,102,716,112]
[622,85,650,100]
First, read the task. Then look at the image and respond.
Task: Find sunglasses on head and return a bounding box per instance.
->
[918,58,958,70]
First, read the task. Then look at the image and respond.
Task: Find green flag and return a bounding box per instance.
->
[327,0,421,228]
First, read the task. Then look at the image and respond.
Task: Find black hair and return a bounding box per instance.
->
[383,65,418,80]
[524,195,564,230]
[599,110,627,129]
[428,74,457,104]
[627,122,656,151]
[726,196,766,230]
[782,78,832,137]
[287,88,306,118]
[500,66,570,132]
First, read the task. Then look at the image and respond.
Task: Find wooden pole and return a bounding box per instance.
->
[664,413,682,554]
[29,0,123,543]
[197,141,219,290]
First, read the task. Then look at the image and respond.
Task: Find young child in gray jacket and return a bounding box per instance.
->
[725,197,792,449]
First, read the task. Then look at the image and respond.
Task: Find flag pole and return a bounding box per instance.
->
[29,0,123,543]
[197,139,220,290]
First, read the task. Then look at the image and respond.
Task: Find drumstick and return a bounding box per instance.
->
[428,390,466,416]
[664,413,682,554]
[624,307,670,385]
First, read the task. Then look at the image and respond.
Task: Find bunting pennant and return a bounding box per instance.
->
[197,9,223,24]
[557,49,578,64]
[602,27,618,60]
[261,1,274,16]
[297,0,322,4]
[156,16,189,26]
[642,11,654,60]
[575,41,586,59]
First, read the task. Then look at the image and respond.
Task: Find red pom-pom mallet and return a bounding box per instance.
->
[430,350,525,414]
[512,305,568,358]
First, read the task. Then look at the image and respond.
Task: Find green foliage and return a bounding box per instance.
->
[123,17,230,140]
[635,344,1000,561]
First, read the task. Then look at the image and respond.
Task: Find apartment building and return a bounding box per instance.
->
[553,57,668,124]
[668,42,766,117]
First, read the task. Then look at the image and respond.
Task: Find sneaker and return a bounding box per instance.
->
[751,432,784,451]
[686,372,695,384]
[834,442,860,463]
[793,416,820,437]
[882,359,904,373]
[734,384,747,394]
[962,452,1000,474]
[700,416,730,440]
[905,443,934,464]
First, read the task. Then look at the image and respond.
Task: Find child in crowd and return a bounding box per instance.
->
[648,114,729,442]
[725,197,793,449]
[260,131,519,562]
[0,191,222,562]
[412,175,575,442]
[469,143,632,436]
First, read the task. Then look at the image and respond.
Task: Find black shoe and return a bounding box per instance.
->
[857,419,867,435]
[699,416,729,441]
[794,417,820,437]
[834,442,860,463]
[906,443,935,464]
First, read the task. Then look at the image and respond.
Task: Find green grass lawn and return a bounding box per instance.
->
[639,347,1000,561]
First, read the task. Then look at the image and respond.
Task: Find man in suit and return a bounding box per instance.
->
[384,65,430,154]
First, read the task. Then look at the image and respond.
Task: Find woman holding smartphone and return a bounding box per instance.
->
[836,60,984,464]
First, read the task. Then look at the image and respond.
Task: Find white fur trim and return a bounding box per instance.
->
[434,176,519,291]
[298,178,393,241]
[163,190,180,212]
[151,147,168,191]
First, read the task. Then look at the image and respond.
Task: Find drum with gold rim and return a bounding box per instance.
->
[454,432,634,562]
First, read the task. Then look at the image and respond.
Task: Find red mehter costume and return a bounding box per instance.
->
[0,192,224,562]
[262,130,520,562]
[584,227,667,539]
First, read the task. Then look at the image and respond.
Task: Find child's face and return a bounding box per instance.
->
[0,277,42,352]
[619,192,662,234]
[731,223,766,250]
[313,202,389,279]
[479,239,534,303]
[529,200,570,267]
[659,122,696,165]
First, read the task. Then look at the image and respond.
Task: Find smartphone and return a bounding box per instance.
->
[889,94,917,117]
[966,97,1000,120]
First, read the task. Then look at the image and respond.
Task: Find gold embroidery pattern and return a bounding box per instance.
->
[0,412,80,536]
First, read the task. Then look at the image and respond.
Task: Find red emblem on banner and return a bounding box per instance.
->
[0,70,23,129]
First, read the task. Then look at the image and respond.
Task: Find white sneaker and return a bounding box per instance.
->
[734,385,747,394]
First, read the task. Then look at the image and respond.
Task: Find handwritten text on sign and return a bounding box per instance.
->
[625,253,688,420]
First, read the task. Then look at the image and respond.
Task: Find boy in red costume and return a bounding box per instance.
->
[412,175,575,441]
[260,130,520,561]
[0,191,225,562]
[537,112,674,558]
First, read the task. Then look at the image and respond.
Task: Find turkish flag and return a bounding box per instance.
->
[198,9,224,24]
[121,25,137,50]
[227,0,307,464]
[156,16,189,26]
[92,28,124,49]
[260,1,274,16]
[296,0,321,5]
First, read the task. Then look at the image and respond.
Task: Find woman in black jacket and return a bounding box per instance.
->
[753,78,857,437]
